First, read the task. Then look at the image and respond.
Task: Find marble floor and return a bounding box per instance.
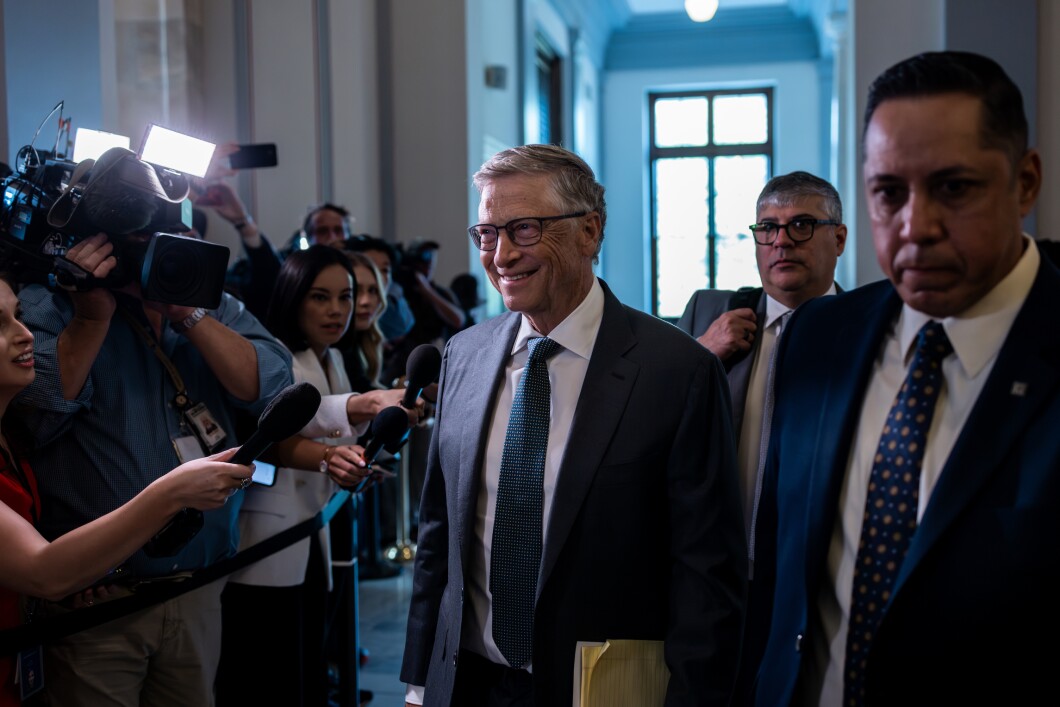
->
[357,565,415,705]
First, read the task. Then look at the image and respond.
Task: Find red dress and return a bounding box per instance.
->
[0,452,40,706]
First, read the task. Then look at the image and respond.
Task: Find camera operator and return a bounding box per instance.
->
[15,231,292,706]
[382,240,466,384]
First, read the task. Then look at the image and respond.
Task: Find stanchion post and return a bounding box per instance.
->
[385,439,417,563]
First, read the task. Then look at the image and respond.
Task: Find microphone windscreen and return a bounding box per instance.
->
[372,405,412,445]
[257,381,322,441]
[405,344,441,391]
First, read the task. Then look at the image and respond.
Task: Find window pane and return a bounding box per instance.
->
[714,154,769,290]
[654,97,708,148]
[655,157,709,318]
[713,94,768,145]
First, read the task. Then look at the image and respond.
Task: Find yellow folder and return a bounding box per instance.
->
[573,639,670,707]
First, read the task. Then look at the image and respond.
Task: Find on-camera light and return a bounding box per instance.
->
[72,128,131,163]
[138,125,215,178]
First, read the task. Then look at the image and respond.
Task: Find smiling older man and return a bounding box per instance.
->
[401,144,746,707]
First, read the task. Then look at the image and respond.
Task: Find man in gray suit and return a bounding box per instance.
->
[676,171,846,566]
[401,144,746,706]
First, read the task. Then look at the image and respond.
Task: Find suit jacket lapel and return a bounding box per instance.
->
[455,314,520,565]
[899,263,1060,586]
[803,286,901,579]
[538,285,639,595]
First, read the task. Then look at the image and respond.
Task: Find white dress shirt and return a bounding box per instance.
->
[406,279,603,704]
[808,238,1040,706]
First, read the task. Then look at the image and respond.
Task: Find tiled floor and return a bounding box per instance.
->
[358,564,415,705]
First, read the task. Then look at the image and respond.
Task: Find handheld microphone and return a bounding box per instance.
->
[386,344,441,454]
[143,382,322,557]
[400,344,441,410]
[229,382,323,466]
[354,406,413,493]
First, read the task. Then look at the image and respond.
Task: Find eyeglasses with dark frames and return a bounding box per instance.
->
[749,218,839,245]
[468,212,588,251]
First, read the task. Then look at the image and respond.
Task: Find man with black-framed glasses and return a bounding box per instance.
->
[678,171,846,560]
[402,144,746,707]
[677,170,845,704]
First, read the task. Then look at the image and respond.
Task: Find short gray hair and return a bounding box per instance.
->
[473,144,607,258]
[756,170,842,223]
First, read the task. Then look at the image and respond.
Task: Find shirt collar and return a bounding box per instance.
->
[763,282,837,329]
[897,235,1039,377]
[511,278,604,361]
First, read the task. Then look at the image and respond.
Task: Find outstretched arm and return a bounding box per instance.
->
[0,450,251,601]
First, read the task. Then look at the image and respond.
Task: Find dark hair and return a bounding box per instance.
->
[863,51,1028,165]
[473,144,607,261]
[265,245,357,353]
[344,234,400,268]
[302,203,351,238]
[757,171,842,222]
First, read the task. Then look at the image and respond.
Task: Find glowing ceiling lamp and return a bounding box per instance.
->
[685,0,719,22]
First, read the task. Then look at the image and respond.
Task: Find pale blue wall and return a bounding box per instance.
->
[601,61,823,312]
[3,0,105,164]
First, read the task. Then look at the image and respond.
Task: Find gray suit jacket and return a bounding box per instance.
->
[675,288,766,441]
[401,279,747,707]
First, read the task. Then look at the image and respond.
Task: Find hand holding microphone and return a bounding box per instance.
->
[352,406,415,493]
[144,382,322,557]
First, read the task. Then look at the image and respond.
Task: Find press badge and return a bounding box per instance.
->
[16,645,44,698]
[172,435,205,464]
[184,402,227,452]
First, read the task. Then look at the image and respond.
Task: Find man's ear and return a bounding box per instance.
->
[1016,149,1042,217]
[834,223,848,257]
[578,212,602,257]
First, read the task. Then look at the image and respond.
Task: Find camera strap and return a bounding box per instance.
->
[118,308,192,411]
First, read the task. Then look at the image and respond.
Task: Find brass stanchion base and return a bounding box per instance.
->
[384,542,417,563]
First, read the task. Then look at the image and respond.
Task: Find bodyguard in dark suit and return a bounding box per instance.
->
[401,144,746,706]
[753,51,1055,706]
[676,171,846,564]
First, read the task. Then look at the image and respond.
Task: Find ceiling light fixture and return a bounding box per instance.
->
[685,0,719,23]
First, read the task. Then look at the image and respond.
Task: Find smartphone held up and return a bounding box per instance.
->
[228,143,278,170]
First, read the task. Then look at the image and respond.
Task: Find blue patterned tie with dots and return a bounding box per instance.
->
[491,336,562,669]
[844,321,953,705]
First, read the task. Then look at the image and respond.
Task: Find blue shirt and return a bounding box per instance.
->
[16,286,293,579]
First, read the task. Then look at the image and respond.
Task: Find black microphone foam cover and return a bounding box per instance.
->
[230,381,322,465]
[402,344,441,408]
[258,381,322,439]
[364,406,413,465]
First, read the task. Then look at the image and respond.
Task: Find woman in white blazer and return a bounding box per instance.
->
[216,246,418,707]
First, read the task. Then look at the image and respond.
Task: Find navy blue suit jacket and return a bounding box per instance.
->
[753,260,1060,705]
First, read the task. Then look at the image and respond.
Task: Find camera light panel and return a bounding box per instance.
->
[139,125,215,178]
[73,128,131,163]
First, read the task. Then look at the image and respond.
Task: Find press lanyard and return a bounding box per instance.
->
[118,308,193,411]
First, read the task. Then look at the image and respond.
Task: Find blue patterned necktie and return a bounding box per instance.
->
[491,336,562,668]
[844,321,953,705]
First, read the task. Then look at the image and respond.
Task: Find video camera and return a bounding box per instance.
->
[0,105,230,308]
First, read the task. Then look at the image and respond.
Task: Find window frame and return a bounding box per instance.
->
[648,87,774,320]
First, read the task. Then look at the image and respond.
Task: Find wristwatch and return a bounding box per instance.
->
[170,307,208,335]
